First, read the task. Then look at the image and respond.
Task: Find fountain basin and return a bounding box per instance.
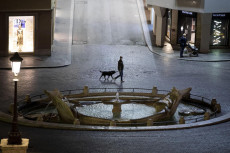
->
[76,103,156,120]
[17,87,219,126]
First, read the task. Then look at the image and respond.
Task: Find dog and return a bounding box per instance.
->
[99,71,116,80]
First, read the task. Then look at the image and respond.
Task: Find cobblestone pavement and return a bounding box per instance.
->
[1,44,230,113]
[1,44,230,153]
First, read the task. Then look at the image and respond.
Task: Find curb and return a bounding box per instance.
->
[178,58,230,62]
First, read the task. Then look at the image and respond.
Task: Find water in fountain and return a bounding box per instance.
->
[76,103,156,120]
[76,92,157,120]
[42,101,53,114]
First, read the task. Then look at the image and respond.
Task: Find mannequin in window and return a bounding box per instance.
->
[17,25,23,52]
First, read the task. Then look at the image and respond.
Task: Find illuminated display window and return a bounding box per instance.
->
[211,14,229,46]
[9,16,35,53]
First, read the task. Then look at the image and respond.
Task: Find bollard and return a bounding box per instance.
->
[211,98,217,111]
[204,112,210,120]
[110,120,116,126]
[179,116,185,124]
[215,104,221,113]
[25,94,31,103]
[152,87,158,95]
[73,119,80,125]
[147,119,153,126]
[83,86,89,96]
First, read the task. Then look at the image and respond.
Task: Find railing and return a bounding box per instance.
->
[17,87,219,126]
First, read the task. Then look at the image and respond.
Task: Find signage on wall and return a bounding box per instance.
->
[213,14,225,17]
[212,13,229,19]
[182,11,193,15]
[179,10,196,18]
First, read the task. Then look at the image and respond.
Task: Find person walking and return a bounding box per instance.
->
[115,56,124,82]
[179,33,187,58]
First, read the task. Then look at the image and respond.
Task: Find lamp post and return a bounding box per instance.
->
[8,52,23,145]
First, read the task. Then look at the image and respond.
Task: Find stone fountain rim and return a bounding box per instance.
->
[0,111,229,131]
[1,87,223,131]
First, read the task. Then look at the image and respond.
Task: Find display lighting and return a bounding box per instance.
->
[212,20,223,45]
[214,20,222,24]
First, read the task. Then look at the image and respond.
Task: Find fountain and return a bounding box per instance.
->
[17,86,220,127]
[112,92,122,118]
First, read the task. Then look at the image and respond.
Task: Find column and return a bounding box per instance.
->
[153,6,167,47]
[170,10,178,47]
[197,13,212,53]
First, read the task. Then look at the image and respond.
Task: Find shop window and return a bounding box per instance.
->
[178,11,197,44]
[211,15,229,46]
[9,16,35,53]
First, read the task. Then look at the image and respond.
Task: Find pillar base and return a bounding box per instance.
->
[0,138,29,153]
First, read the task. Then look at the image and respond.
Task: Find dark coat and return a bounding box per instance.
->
[118,59,124,71]
[179,36,187,47]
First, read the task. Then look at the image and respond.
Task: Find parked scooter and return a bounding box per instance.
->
[187,43,198,57]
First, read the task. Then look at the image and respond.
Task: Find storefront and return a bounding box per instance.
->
[177,11,197,44]
[0,0,55,57]
[147,0,230,53]
[211,13,229,46]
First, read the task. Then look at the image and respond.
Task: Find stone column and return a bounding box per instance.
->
[196,13,212,53]
[171,10,178,49]
[204,112,210,120]
[152,86,158,95]
[147,119,153,126]
[153,13,157,35]
[83,86,89,96]
[179,116,185,124]
[153,6,167,47]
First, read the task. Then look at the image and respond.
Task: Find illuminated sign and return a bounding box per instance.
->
[213,14,226,17]
[9,16,35,53]
[182,11,193,15]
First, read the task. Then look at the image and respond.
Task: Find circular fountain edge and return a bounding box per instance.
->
[0,111,229,131]
[2,87,223,131]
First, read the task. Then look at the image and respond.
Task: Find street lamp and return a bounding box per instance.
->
[8,52,23,145]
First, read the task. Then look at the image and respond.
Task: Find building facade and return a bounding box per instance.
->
[147,0,230,53]
[0,0,56,57]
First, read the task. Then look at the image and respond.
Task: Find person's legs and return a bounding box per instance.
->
[115,72,120,80]
[115,71,123,81]
[180,47,184,57]
[120,70,123,81]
